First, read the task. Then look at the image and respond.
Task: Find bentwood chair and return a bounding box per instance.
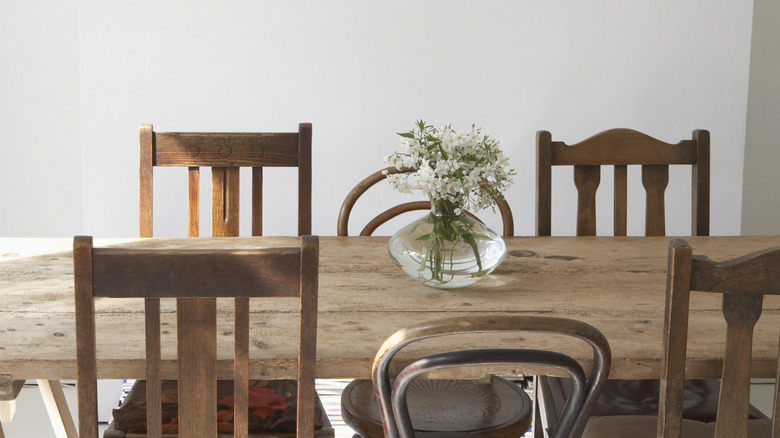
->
[375,316,612,438]
[533,129,752,431]
[74,236,324,438]
[338,167,523,438]
[338,166,514,237]
[583,239,780,437]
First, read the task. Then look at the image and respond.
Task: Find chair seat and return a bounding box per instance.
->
[341,377,532,438]
[104,379,333,437]
[547,378,767,422]
[582,415,773,438]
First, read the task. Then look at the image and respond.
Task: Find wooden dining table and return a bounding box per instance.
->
[1,235,779,383]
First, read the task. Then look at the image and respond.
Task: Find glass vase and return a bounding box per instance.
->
[387,200,507,289]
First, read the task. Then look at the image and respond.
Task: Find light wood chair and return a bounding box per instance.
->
[338,167,522,438]
[582,239,780,438]
[74,235,323,438]
[120,124,326,437]
[139,123,312,237]
[338,166,514,237]
[374,315,612,438]
[536,128,709,237]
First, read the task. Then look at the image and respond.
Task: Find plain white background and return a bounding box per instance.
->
[0,0,766,238]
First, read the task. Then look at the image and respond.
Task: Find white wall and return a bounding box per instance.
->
[742,0,780,236]
[1,0,84,236]
[1,1,755,238]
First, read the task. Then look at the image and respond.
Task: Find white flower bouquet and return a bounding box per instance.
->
[385,120,514,287]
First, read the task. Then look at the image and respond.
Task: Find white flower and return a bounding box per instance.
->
[385,121,515,212]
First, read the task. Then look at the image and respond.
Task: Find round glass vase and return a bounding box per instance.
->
[387,200,507,289]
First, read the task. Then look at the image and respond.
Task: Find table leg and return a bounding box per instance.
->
[37,380,78,438]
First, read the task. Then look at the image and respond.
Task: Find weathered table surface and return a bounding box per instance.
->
[1,236,779,381]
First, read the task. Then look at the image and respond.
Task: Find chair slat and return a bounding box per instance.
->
[297,236,319,437]
[298,123,313,236]
[91,248,302,298]
[73,236,99,438]
[139,125,154,238]
[658,240,692,438]
[211,167,240,237]
[252,167,263,236]
[144,298,162,438]
[613,165,627,236]
[573,165,600,236]
[693,130,710,236]
[234,297,250,438]
[177,298,217,437]
[641,164,669,236]
[188,167,200,237]
[713,293,762,438]
[536,131,553,237]
[153,132,300,167]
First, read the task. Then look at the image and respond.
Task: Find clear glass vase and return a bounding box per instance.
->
[387,200,507,289]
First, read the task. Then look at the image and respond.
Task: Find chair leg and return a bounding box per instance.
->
[37,380,78,438]
[535,375,558,438]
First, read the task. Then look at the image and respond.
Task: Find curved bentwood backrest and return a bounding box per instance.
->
[372,316,612,438]
[338,167,514,237]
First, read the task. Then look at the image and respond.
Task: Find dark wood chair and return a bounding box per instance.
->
[338,167,522,438]
[534,129,737,434]
[583,239,780,437]
[374,315,612,438]
[536,128,709,237]
[139,123,312,237]
[74,235,324,438]
[338,166,514,237]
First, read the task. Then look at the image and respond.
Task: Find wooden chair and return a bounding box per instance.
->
[74,235,323,438]
[582,239,780,437]
[534,129,725,434]
[139,123,312,237]
[126,124,325,437]
[338,167,521,438]
[536,128,709,237]
[374,315,612,438]
[338,166,514,237]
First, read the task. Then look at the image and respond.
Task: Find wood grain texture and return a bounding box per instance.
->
[187,167,199,237]
[5,236,780,381]
[642,164,669,237]
[73,236,98,438]
[141,123,312,239]
[658,239,692,438]
[536,129,709,238]
[139,125,154,238]
[144,298,162,438]
[298,123,313,236]
[153,132,299,167]
[90,248,301,298]
[547,128,697,165]
[613,165,627,236]
[297,235,319,438]
[177,298,217,438]
[573,165,600,236]
[536,131,553,237]
[656,240,780,438]
[233,297,249,438]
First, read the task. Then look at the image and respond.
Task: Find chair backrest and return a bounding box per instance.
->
[536,129,709,237]
[139,123,312,238]
[659,239,780,438]
[372,315,611,438]
[338,166,515,237]
[73,235,320,438]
